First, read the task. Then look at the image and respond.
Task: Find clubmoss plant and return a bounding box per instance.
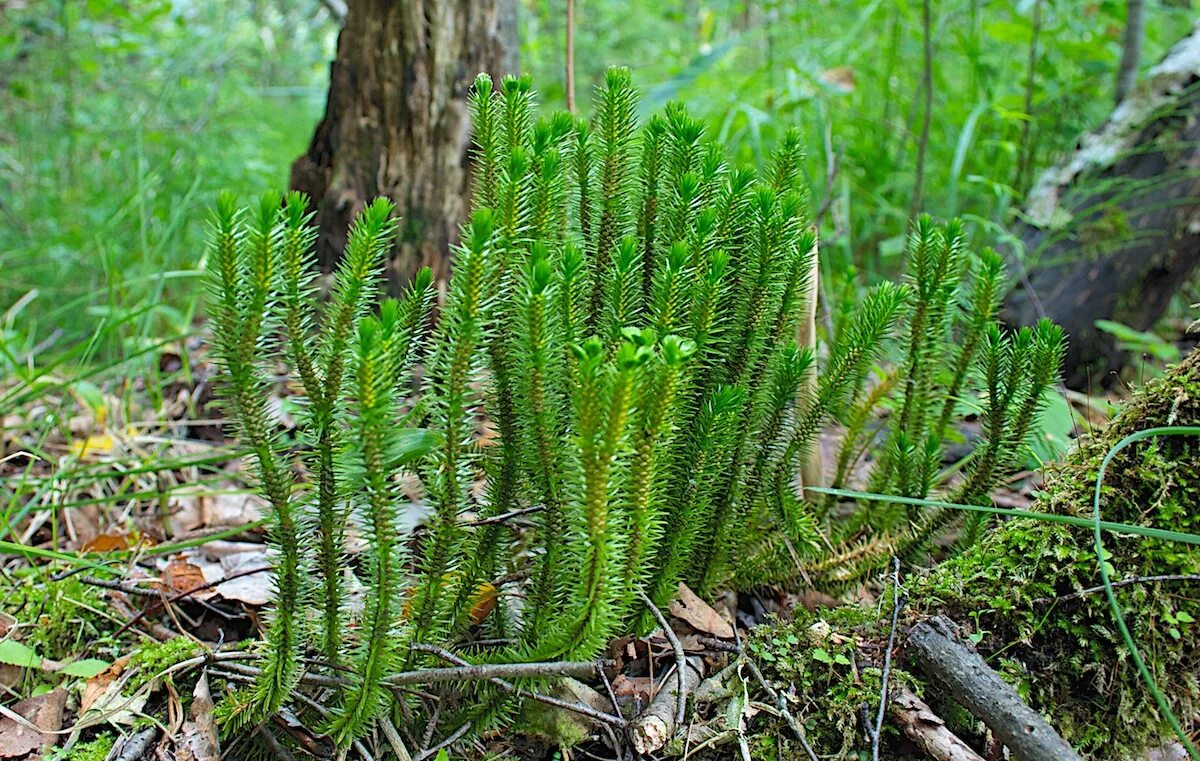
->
[208,68,1062,747]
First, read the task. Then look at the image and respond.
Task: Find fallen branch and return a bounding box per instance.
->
[630,655,705,755]
[906,617,1082,761]
[409,643,627,729]
[638,589,688,726]
[888,686,985,761]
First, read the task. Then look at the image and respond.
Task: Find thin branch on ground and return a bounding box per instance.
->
[415,722,471,761]
[109,565,270,640]
[1039,573,1200,604]
[462,505,543,526]
[872,556,906,761]
[408,643,627,729]
[638,589,687,726]
[743,658,819,761]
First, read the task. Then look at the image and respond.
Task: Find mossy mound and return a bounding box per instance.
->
[749,351,1199,760]
[916,349,1200,757]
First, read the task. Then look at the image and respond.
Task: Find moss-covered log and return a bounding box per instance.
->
[752,348,1200,760]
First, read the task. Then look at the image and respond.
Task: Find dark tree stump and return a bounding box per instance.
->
[1003,25,1200,388]
[290,0,517,291]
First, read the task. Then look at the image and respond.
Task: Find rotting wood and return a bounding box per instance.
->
[1004,22,1200,386]
[906,617,1083,761]
[889,686,986,761]
[630,655,705,755]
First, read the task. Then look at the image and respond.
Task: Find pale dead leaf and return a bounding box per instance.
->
[194,550,272,607]
[820,65,856,92]
[0,688,65,758]
[79,656,145,727]
[669,583,734,639]
[176,672,220,761]
[80,656,128,714]
[172,489,266,533]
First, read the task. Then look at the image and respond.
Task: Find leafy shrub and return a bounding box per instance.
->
[207,68,1061,746]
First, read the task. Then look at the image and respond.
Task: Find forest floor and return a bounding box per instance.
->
[0,337,1179,761]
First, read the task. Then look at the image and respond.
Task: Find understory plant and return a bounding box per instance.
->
[207,69,1062,748]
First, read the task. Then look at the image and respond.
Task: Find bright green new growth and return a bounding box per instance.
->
[208,68,1062,747]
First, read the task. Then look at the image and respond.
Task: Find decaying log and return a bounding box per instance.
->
[1004,23,1200,387]
[889,686,986,761]
[907,617,1082,761]
[629,655,705,755]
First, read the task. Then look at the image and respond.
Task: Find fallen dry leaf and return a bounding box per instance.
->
[0,688,66,758]
[172,489,266,533]
[160,557,215,600]
[668,583,734,639]
[80,532,130,553]
[80,656,128,715]
[611,674,655,702]
[820,65,856,92]
[176,672,220,761]
[197,549,272,607]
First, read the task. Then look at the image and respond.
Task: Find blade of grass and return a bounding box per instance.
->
[1091,426,1200,760]
[807,487,1200,546]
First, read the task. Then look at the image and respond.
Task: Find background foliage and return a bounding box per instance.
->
[1,0,1194,362]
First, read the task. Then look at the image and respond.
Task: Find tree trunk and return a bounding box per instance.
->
[1002,24,1200,388]
[290,0,518,291]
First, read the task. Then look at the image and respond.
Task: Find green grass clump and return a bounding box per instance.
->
[209,69,1061,747]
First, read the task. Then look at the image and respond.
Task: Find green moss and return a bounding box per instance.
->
[0,575,107,659]
[52,734,114,761]
[914,350,1200,758]
[126,637,202,691]
[748,606,905,759]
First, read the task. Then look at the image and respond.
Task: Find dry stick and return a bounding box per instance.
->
[380,715,415,761]
[409,643,627,729]
[638,589,687,726]
[258,725,299,761]
[109,566,271,640]
[630,655,704,755]
[290,691,376,761]
[742,658,819,761]
[909,0,934,220]
[217,656,610,696]
[111,727,158,761]
[565,0,576,113]
[1041,573,1200,604]
[871,557,906,761]
[907,617,1083,761]
[415,722,471,761]
[889,686,985,761]
[462,505,543,526]
[1115,0,1144,105]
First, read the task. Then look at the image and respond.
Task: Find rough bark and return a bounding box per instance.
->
[290,0,518,291]
[889,687,986,761]
[906,617,1083,761]
[1003,23,1200,388]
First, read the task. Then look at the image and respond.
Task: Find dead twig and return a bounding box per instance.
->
[743,658,819,761]
[638,589,687,726]
[871,557,906,761]
[462,505,543,527]
[1038,573,1200,604]
[109,566,270,641]
[907,616,1082,761]
[409,643,626,730]
[415,722,470,761]
[889,686,985,761]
